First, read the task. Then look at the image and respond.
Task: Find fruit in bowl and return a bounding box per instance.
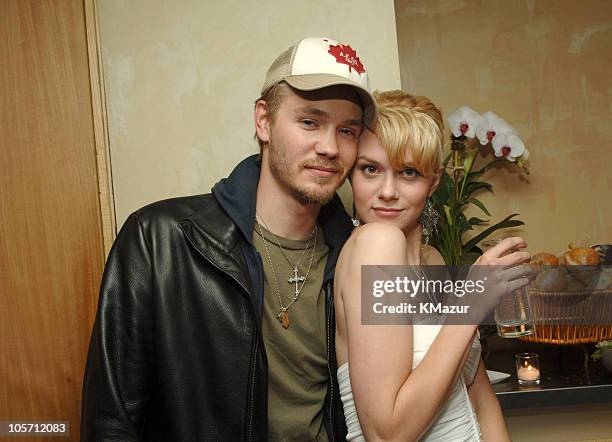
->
[566,273,588,291]
[530,245,612,291]
[561,245,600,266]
[535,267,568,291]
[529,252,559,269]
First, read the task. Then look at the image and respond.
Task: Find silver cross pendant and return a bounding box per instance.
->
[288,267,305,297]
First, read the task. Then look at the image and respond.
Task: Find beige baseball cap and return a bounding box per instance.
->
[261,37,377,128]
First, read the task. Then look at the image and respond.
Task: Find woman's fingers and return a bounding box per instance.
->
[502,264,534,282]
[497,251,531,267]
[499,237,527,253]
[489,237,526,257]
[463,261,533,322]
[476,237,530,266]
[460,239,534,323]
[506,276,530,293]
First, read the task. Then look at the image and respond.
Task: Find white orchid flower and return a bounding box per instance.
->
[492,131,526,162]
[448,106,482,138]
[475,111,513,145]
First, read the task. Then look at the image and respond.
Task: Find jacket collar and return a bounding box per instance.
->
[190,154,352,284]
[178,203,254,296]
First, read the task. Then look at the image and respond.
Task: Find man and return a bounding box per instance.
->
[81,37,377,441]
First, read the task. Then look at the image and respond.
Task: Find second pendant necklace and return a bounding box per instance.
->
[255,213,317,329]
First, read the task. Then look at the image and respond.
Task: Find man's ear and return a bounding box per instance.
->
[254,100,271,143]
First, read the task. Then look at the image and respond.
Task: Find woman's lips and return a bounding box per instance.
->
[373,207,403,217]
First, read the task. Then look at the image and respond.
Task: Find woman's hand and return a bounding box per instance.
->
[474,237,530,267]
[460,237,534,324]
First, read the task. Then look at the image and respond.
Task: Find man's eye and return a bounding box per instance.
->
[340,128,356,137]
[301,119,316,127]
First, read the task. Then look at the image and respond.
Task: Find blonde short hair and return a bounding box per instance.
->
[373,90,445,177]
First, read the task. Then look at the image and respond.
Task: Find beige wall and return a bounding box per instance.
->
[98,0,401,226]
[395,0,612,256]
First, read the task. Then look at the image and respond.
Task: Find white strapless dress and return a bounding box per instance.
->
[338,325,482,441]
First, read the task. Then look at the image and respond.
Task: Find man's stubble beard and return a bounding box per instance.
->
[267,136,346,206]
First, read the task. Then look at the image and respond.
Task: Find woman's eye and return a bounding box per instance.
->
[401,168,421,178]
[361,165,377,174]
[301,119,316,127]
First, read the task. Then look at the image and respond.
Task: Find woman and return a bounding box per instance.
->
[334,90,530,441]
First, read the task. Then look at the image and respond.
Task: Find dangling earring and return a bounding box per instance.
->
[351,203,361,227]
[419,197,439,244]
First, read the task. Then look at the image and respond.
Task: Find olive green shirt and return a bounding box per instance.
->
[253,224,329,442]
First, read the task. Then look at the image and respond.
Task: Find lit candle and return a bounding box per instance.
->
[515,352,540,385]
[517,364,540,382]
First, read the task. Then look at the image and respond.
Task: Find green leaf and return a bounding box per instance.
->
[476,159,506,175]
[462,213,525,253]
[465,181,493,197]
[466,171,484,181]
[458,214,472,234]
[458,149,480,200]
[467,198,491,216]
[468,217,488,226]
[433,171,453,205]
[471,246,483,256]
[463,149,478,174]
[443,205,453,226]
[465,159,506,180]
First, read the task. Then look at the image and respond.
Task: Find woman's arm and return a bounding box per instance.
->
[343,223,479,441]
[467,359,512,442]
[343,225,530,441]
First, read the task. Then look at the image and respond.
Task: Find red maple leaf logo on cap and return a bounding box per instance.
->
[328,43,365,75]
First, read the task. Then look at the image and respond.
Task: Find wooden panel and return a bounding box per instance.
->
[0,0,105,440]
[85,0,116,256]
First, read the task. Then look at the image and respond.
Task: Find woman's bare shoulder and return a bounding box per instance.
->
[339,222,407,267]
[421,244,446,265]
[352,222,405,244]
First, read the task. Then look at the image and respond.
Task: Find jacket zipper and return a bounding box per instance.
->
[326,292,335,441]
[247,334,258,441]
[180,228,259,441]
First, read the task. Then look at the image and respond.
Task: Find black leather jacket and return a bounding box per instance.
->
[81,155,352,441]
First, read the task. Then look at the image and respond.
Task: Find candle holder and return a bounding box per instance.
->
[515,352,540,385]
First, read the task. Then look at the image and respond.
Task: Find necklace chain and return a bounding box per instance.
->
[256,210,315,270]
[255,217,317,329]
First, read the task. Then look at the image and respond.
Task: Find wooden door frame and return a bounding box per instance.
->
[84,0,116,257]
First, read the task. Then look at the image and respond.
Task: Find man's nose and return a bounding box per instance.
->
[314,129,339,158]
